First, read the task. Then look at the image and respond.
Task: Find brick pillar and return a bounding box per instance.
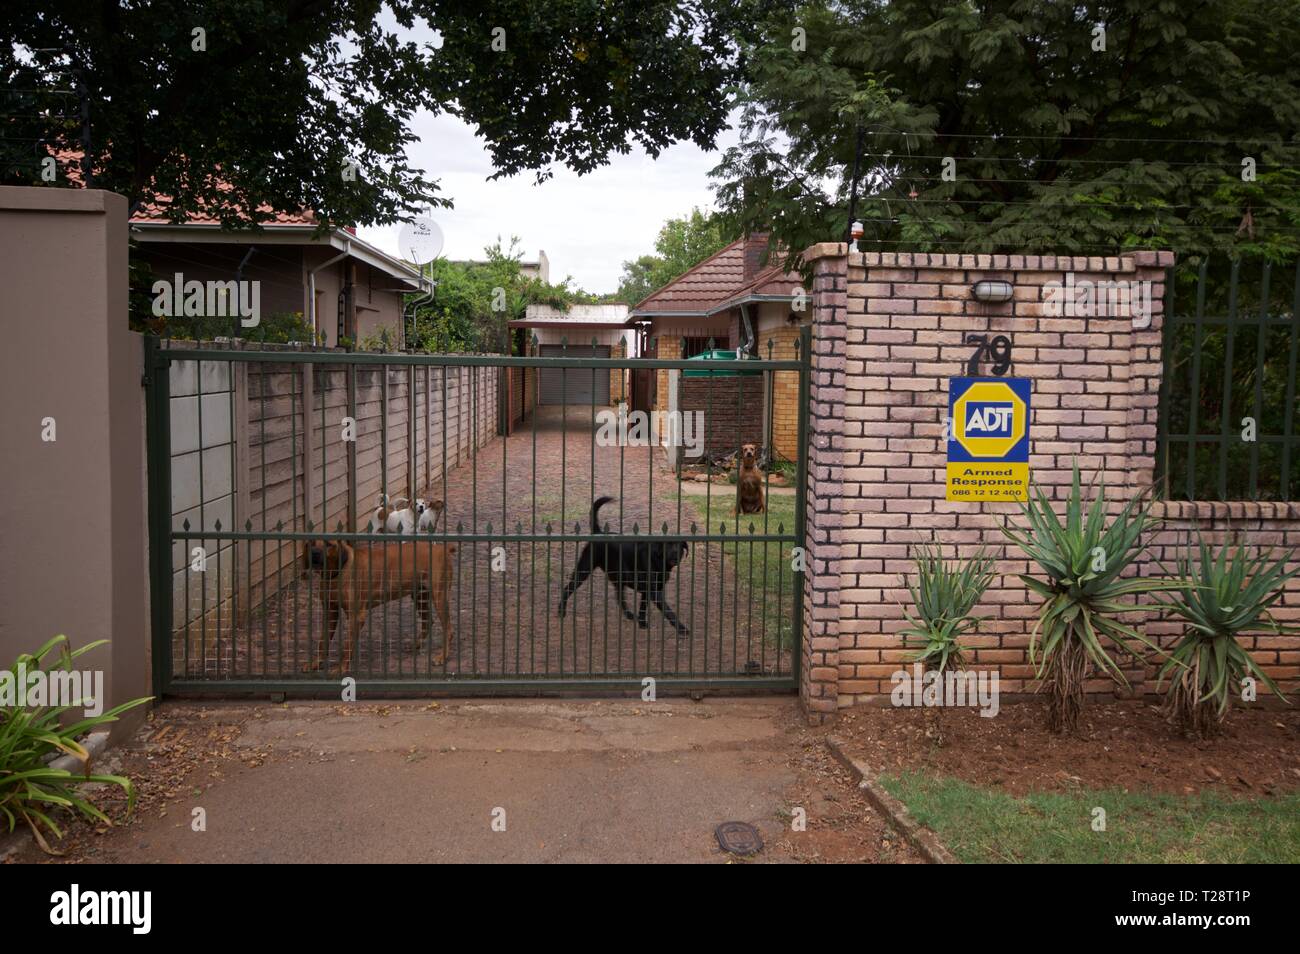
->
[801,243,849,723]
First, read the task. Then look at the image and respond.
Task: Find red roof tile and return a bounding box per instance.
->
[632,237,805,316]
[54,149,317,226]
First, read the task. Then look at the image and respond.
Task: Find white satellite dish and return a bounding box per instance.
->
[398,216,444,265]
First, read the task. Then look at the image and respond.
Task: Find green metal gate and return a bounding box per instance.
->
[143,331,810,696]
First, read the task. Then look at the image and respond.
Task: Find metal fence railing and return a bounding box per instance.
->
[1158,259,1300,502]
[143,331,810,696]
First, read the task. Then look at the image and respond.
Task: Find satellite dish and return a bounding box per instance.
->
[398,216,444,265]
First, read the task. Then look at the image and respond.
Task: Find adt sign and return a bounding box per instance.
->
[947,377,1031,501]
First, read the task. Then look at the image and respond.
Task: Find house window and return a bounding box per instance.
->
[681,336,714,358]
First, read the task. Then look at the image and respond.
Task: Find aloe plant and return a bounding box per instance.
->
[1155,537,1298,737]
[900,544,996,674]
[1000,464,1177,733]
[0,635,151,853]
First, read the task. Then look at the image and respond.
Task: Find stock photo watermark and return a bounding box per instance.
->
[890,663,1000,718]
[1,662,104,716]
[594,406,704,457]
[151,273,261,327]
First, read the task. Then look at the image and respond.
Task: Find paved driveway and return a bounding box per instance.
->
[8,700,918,864]
[242,406,795,680]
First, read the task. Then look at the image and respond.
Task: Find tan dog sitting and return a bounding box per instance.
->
[301,538,455,674]
[736,443,765,515]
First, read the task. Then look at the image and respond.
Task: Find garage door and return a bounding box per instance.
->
[538,344,611,405]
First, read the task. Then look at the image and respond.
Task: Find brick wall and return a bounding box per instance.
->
[677,374,766,460]
[766,324,803,461]
[799,244,1300,720]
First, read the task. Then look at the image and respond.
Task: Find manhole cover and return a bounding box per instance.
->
[715,821,763,856]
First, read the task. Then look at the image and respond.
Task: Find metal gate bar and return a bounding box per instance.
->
[144,332,810,696]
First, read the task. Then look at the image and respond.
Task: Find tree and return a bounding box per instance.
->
[712,0,1300,270]
[410,237,597,353]
[615,207,730,303]
[2,0,755,227]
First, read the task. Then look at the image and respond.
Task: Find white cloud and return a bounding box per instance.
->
[358,111,739,295]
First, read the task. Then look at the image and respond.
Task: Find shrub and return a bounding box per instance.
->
[899,544,996,674]
[1156,537,1298,737]
[0,636,151,853]
[1000,464,1177,733]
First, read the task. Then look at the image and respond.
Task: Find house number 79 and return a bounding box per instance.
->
[965,334,1013,376]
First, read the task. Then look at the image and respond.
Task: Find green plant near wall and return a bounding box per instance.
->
[0,635,151,853]
[1000,464,1180,734]
[1155,537,1298,738]
[360,325,397,353]
[898,544,996,744]
[899,544,996,675]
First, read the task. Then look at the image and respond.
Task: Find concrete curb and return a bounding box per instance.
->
[49,729,112,774]
[825,735,959,865]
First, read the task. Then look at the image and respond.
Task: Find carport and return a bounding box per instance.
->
[509,303,635,408]
[538,342,611,405]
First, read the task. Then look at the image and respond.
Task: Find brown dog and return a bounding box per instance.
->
[300,537,455,674]
[736,443,765,514]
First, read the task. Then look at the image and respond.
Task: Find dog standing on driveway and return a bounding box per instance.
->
[736,443,765,515]
[557,496,690,635]
[301,537,455,673]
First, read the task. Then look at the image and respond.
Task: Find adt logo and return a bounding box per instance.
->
[948,377,1031,462]
[964,402,1014,437]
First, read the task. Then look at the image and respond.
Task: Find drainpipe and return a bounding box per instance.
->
[738,302,757,358]
[401,277,435,350]
[308,240,351,344]
[234,247,256,339]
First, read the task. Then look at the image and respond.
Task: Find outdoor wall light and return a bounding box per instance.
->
[970,279,1015,303]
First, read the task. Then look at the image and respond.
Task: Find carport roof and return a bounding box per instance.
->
[507,320,632,329]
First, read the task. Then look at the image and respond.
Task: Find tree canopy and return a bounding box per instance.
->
[615,207,731,304]
[2,0,757,227]
[712,0,1300,269]
[409,238,598,353]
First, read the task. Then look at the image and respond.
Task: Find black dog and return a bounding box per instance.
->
[557,496,690,636]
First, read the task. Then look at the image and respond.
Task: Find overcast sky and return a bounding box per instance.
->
[357,110,740,296]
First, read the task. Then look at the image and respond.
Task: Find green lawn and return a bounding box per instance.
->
[720,491,799,651]
[878,771,1300,863]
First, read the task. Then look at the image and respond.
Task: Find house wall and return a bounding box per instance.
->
[303,245,344,346]
[754,301,807,462]
[799,245,1300,723]
[647,315,732,444]
[676,374,765,461]
[351,261,408,348]
[531,326,627,350]
[136,243,409,350]
[135,241,306,323]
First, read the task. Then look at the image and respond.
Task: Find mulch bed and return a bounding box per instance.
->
[832,699,1300,798]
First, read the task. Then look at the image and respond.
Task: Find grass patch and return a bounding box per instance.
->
[878,771,1300,863]
[721,492,798,651]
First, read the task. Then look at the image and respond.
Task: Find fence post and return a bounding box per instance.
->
[300,363,315,528]
[143,335,174,696]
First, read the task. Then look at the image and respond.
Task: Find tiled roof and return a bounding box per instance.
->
[130,198,317,227]
[54,149,317,226]
[631,237,805,316]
